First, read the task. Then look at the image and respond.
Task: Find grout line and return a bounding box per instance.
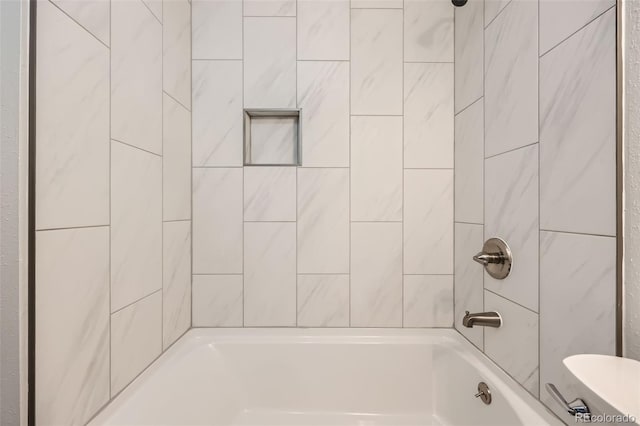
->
[241,0,245,328]
[484,288,539,315]
[348,4,352,328]
[47,0,110,49]
[35,224,110,232]
[112,138,163,158]
[190,0,195,331]
[191,58,243,62]
[454,95,483,117]
[539,4,616,59]
[539,229,617,239]
[454,220,483,226]
[452,0,456,332]
[484,140,539,160]
[163,218,191,223]
[161,0,165,351]
[108,0,112,401]
[110,288,163,317]
[484,0,514,30]
[140,0,162,26]
[537,0,542,400]
[163,89,191,113]
[401,0,405,328]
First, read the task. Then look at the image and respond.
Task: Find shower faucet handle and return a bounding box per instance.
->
[472,238,513,280]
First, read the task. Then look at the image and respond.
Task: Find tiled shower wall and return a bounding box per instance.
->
[453,0,617,422]
[191,0,455,327]
[35,0,191,423]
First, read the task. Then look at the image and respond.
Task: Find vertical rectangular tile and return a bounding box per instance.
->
[540,0,615,55]
[454,223,484,349]
[351,9,402,115]
[351,116,402,222]
[51,0,110,46]
[192,0,242,59]
[111,0,162,154]
[540,10,616,236]
[484,0,538,157]
[36,0,109,230]
[298,168,349,273]
[192,60,243,167]
[163,94,192,221]
[297,275,349,327]
[485,144,539,312]
[454,0,483,112]
[485,0,510,25]
[404,63,454,169]
[403,275,453,327]
[244,17,297,108]
[404,0,453,63]
[484,291,539,396]
[244,222,297,326]
[297,0,350,60]
[540,231,616,419]
[351,223,402,327]
[192,275,243,326]
[163,221,192,349]
[244,167,297,221]
[36,227,109,425]
[404,170,453,274]
[454,99,483,224]
[163,0,191,108]
[111,292,162,396]
[143,0,163,22]
[193,168,243,273]
[297,61,349,167]
[111,142,162,312]
[244,0,296,16]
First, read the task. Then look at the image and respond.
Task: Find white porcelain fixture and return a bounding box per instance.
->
[89,329,560,425]
[564,354,640,422]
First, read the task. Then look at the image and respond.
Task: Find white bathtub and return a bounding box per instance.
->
[89,329,562,426]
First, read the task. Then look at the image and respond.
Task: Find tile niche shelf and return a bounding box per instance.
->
[243,109,302,166]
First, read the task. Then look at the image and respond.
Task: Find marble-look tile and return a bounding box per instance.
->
[454,0,483,112]
[111,142,162,312]
[351,9,402,115]
[163,0,191,108]
[485,0,511,25]
[36,227,109,425]
[193,168,243,273]
[454,223,484,349]
[244,17,296,108]
[244,167,296,221]
[192,61,243,167]
[351,116,402,222]
[192,275,243,327]
[142,0,163,22]
[404,63,454,169]
[539,231,616,419]
[244,0,296,16]
[111,0,162,154]
[51,0,110,46]
[351,0,402,8]
[484,291,539,396]
[163,94,191,221]
[484,0,538,158]
[244,222,297,326]
[163,221,191,349]
[404,0,453,63]
[540,0,615,55]
[192,0,242,59]
[403,275,453,328]
[351,223,402,327]
[111,292,162,396]
[36,1,109,230]
[297,0,349,60]
[404,170,453,274]
[297,275,349,327]
[485,144,538,312]
[249,117,298,164]
[454,99,483,224]
[297,61,349,167]
[298,168,349,273]
[540,10,616,236]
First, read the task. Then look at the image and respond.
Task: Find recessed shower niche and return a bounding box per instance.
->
[243,109,301,166]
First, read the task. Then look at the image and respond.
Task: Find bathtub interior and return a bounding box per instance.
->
[89,329,560,426]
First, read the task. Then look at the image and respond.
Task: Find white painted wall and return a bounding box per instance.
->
[624,0,640,361]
